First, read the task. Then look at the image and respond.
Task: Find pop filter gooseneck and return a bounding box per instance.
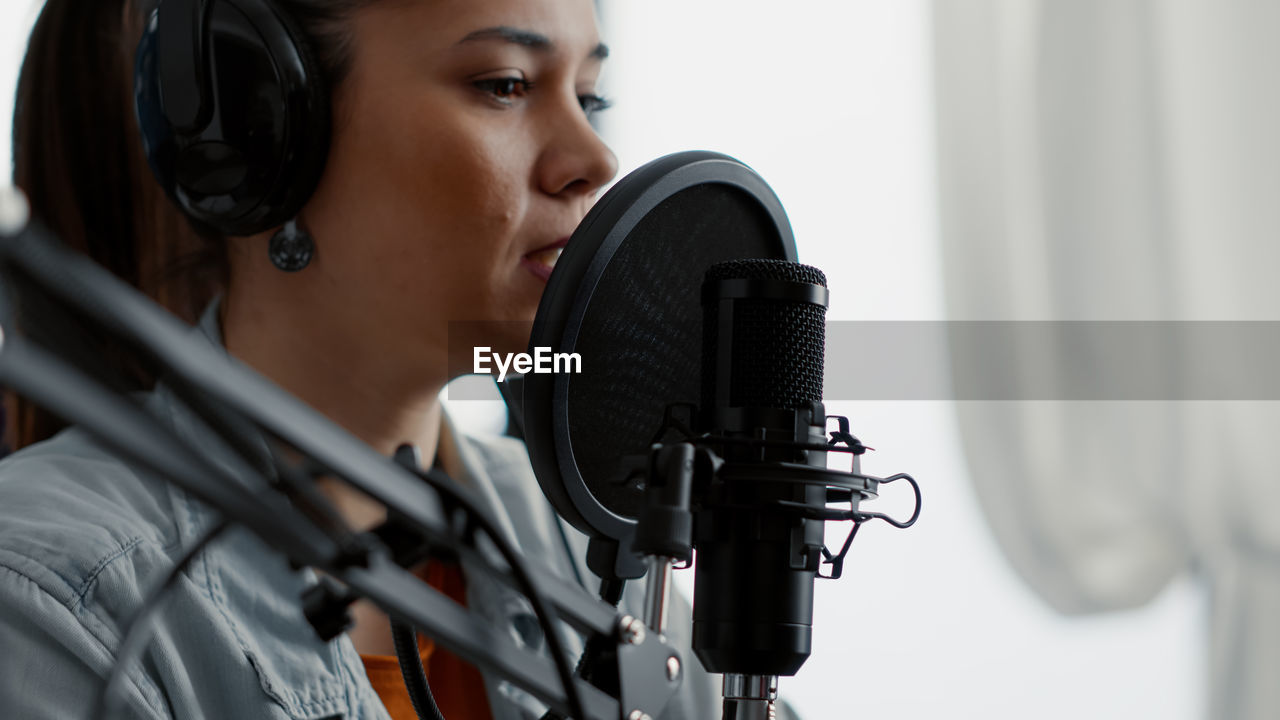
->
[522,151,797,581]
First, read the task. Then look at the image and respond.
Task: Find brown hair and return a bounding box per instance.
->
[5,0,374,452]
[7,0,214,451]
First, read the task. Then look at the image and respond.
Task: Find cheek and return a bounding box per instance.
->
[319,100,531,265]
[430,141,524,233]
[415,141,530,300]
[372,106,530,255]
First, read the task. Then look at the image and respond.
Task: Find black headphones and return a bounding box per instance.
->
[134,0,330,237]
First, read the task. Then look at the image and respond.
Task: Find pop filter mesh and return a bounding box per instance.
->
[566,183,783,518]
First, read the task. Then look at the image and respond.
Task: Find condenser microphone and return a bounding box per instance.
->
[693,258,830,678]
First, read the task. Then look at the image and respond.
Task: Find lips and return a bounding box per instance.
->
[526,245,564,268]
[522,236,571,281]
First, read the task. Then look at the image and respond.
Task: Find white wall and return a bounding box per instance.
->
[0,0,41,181]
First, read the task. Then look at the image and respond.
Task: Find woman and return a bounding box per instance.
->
[0,0,717,718]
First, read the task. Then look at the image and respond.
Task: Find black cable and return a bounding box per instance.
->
[163,390,585,718]
[387,445,447,720]
[93,519,231,720]
[405,466,586,720]
[178,388,580,713]
[391,619,446,720]
[537,576,630,720]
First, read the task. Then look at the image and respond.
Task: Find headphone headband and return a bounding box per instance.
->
[155,0,211,131]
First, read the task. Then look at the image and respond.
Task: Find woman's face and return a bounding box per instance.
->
[299,0,617,374]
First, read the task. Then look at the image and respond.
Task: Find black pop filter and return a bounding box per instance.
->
[522,151,797,579]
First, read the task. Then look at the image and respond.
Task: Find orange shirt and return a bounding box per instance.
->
[360,561,493,720]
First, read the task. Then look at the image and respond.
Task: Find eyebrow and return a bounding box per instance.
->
[458,26,609,61]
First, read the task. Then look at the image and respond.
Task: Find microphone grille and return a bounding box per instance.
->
[704,258,827,286]
[701,259,827,411]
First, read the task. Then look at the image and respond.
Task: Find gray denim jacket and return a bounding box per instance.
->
[0,304,719,719]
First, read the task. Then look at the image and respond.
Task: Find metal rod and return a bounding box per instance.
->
[722,674,778,720]
[643,556,673,635]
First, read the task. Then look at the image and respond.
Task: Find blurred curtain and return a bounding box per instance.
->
[934,2,1280,718]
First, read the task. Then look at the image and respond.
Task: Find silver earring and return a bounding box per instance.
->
[268,218,315,272]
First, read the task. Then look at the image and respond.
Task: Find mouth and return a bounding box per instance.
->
[521,236,571,281]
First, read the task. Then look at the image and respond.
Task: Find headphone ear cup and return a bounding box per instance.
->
[248,0,330,232]
[135,0,331,237]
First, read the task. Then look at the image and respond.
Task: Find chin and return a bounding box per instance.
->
[443,316,533,379]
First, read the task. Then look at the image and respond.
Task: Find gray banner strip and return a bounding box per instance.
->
[826,321,1280,401]
[447,321,1280,401]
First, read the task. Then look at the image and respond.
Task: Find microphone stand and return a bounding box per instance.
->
[633,440,784,720]
[0,194,682,720]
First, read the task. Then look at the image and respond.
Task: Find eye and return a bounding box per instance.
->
[577,93,613,116]
[473,76,535,104]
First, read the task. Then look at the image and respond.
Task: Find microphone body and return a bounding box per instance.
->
[693,259,830,677]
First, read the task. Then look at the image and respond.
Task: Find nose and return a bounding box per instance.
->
[537,103,619,199]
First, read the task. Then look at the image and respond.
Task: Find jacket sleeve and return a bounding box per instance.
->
[0,559,169,720]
